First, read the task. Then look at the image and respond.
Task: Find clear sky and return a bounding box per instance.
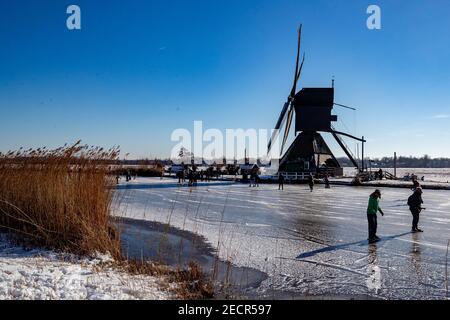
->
[1,0,449,159]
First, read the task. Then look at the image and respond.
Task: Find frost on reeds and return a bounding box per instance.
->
[0,141,121,257]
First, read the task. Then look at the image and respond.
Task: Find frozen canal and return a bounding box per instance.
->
[115,177,450,300]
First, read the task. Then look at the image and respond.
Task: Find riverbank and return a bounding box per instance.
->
[328,178,450,190]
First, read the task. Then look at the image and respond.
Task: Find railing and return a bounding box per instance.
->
[265,172,311,181]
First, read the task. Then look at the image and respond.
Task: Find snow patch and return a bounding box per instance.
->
[0,236,171,300]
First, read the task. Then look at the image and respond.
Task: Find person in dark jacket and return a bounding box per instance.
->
[378,169,383,180]
[412,178,420,191]
[249,172,255,187]
[278,172,285,190]
[324,175,330,189]
[255,173,260,187]
[408,187,424,232]
[308,173,314,192]
[188,170,195,186]
[367,189,384,243]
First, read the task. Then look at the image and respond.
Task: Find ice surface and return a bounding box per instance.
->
[116,177,450,300]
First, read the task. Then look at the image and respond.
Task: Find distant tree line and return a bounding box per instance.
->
[119,155,450,168]
[119,158,171,166]
[336,155,450,168]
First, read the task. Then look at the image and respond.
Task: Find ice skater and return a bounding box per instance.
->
[408,187,424,232]
[377,168,383,180]
[308,173,314,192]
[324,175,330,189]
[278,172,284,190]
[412,178,420,191]
[367,189,384,244]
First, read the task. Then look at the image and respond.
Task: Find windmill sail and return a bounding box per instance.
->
[281,108,294,154]
[267,25,303,155]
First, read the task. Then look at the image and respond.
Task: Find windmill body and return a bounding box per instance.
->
[279,87,340,175]
[293,88,336,132]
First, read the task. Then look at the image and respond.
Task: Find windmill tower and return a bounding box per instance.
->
[267,25,366,177]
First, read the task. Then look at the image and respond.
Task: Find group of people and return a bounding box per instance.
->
[115,170,135,184]
[277,173,329,191]
[176,170,201,186]
[366,187,424,244]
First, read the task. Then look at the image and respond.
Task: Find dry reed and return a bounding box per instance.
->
[0,142,214,299]
[0,141,121,257]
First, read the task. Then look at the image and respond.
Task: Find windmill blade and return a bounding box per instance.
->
[268,100,290,152]
[281,108,294,154]
[295,53,305,85]
[274,101,290,131]
[290,25,302,97]
[269,25,304,154]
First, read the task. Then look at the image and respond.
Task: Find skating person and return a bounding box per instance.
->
[308,173,314,192]
[324,175,330,189]
[378,168,383,180]
[408,187,424,232]
[278,172,284,190]
[255,173,260,187]
[367,189,384,244]
[412,178,420,191]
[188,170,193,186]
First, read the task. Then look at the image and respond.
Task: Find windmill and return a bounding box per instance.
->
[267,25,366,177]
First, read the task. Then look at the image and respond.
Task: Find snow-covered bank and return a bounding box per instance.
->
[0,235,172,300]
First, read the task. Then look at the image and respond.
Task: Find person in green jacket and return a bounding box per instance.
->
[367,189,384,243]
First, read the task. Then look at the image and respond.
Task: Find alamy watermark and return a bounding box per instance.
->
[367,5,381,30]
[170,121,281,164]
[66,5,81,30]
[64,5,379,31]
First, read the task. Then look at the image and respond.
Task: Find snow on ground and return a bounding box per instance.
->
[0,236,172,300]
[344,167,450,183]
[115,177,450,300]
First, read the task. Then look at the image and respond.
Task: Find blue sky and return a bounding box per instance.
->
[1,0,449,159]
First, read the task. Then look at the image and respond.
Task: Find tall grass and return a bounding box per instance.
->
[0,142,214,299]
[0,141,121,257]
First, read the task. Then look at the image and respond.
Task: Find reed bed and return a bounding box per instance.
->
[0,141,121,257]
[0,141,214,299]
